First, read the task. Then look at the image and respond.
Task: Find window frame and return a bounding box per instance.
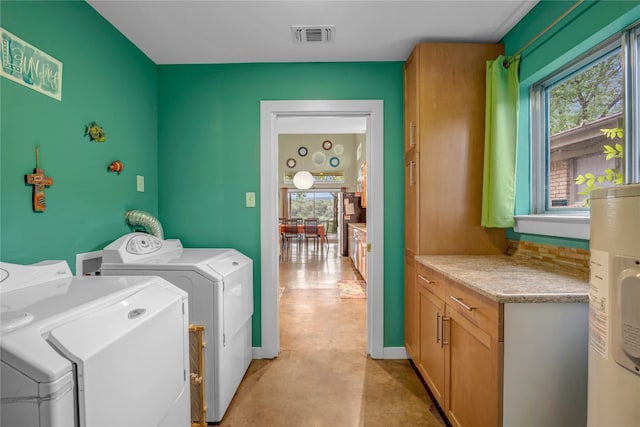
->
[517,23,639,240]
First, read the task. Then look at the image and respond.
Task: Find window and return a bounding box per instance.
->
[283,172,344,185]
[530,23,639,217]
[288,191,337,223]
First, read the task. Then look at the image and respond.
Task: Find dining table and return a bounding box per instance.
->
[279,223,326,244]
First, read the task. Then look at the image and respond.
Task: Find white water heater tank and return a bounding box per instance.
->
[588,183,640,426]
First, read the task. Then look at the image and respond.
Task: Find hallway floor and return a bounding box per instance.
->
[220,243,446,426]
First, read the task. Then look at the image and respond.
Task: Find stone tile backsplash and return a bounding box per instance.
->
[506,239,590,281]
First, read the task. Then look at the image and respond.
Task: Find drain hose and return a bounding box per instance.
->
[125,210,164,239]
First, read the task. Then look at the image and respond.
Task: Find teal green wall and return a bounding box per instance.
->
[9,0,631,351]
[157,63,405,347]
[0,1,158,269]
[503,0,640,250]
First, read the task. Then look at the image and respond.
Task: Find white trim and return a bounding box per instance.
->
[514,214,590,240]
[382,346,409,359]
[259,100,385,359]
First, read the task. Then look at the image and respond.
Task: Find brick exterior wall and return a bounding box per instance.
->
[549,159,571,205]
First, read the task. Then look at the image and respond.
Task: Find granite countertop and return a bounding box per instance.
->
[349,223,367,232]
[415,255,589,304]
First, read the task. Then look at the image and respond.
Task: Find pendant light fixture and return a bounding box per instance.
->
[293,146,313,189]
[293,170,313,189]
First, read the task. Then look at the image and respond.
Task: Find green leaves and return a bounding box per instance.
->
[574,128,624,206]
[600,127,624,139]
[602,143,624,160]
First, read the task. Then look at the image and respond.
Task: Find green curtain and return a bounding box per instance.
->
[481,54,521,228]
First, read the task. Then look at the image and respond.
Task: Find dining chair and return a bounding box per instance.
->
[282,218,301,254]
[325,219,338,255]
[303,218,321,252]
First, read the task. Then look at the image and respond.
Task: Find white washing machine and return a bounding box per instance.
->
[0,260,190,427]
[101,232,253,423]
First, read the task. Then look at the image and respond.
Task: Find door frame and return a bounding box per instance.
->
[258,100,384,359]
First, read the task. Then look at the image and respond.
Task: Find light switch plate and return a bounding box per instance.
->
[245,192,256,207]
[137,175,144,192]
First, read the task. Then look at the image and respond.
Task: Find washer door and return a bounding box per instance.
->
[48,284,188,427]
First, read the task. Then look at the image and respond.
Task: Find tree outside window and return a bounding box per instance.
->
[547,49,623,208]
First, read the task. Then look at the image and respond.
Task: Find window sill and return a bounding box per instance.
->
[513,215,590,240]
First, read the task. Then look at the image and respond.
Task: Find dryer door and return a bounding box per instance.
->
[48,284,189,427]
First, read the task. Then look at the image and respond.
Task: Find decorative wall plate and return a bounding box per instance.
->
[333,144,344,155]
[286,158,296,168]
[297,146,308,157]
[322,140,333,150]
[312,151,326,166]
[329,156,340,167]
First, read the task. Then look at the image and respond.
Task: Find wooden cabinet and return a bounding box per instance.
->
[445,305,501,427]
[417,268,445,404]
[357,229,367,281]
[404,258,418,360]
[412,258,590,427]
[404,50,418,153]
[403,42,507,374]
[403,42,506,257]
[416,263,502,427]
[348,225,356,263]
[444,278,502,427]
[349,224,367,281]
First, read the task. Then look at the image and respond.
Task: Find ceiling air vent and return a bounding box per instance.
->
[291,25,335,43]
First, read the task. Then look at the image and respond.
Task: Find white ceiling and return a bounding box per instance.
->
[86,0,538,65]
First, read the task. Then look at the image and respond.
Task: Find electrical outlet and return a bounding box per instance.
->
[137,175,144,192]
[245,192,256,208]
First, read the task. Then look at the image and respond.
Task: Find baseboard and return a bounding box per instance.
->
[252,347,277,359]
[382,346,409,359]
[252,346,408,359]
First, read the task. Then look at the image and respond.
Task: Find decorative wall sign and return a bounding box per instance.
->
[24,145,53,212]
[297,146,308,157]
[333,144,344,155]
[1,28,63,101]
[286,158,296,168]
[322,140,333,150]
[329,156,340,167]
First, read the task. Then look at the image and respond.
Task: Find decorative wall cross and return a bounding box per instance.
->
[24,146,53,212]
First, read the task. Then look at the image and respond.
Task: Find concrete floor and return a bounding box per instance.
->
[219,243,446,426]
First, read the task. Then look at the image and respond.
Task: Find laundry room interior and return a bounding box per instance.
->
[2,1,640,426]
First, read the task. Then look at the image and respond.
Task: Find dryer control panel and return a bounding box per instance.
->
[102,233,183,264]
[126,234,163,255]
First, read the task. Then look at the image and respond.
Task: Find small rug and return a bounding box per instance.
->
[337,280,367,299]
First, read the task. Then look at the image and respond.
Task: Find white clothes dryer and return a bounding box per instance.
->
[101,232,253,423]
[0,260,190,427]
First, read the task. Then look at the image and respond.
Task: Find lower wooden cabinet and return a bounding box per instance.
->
[404,257,418,360]
[445,306,501,427]
[418,284,445,404]
[411,260,589,427]
[415,262,502,427]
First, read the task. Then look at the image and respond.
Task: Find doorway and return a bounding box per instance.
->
[259,100,384,359]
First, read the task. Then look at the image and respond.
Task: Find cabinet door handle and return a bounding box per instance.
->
[417,274,433,284]
[449,295,476,311]
[441,316,449,348]
[409,122,416,147]
[409,160,415,186]
[435,312,441,344]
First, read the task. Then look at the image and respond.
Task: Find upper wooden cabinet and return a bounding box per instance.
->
[403,51,418,153]
[403,43,506,257]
